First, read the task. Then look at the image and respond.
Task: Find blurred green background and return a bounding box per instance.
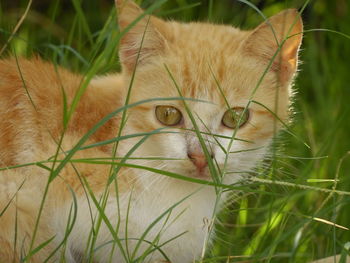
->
[1,0,349,262]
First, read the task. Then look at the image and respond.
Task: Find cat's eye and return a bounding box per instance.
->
[222,107,249,129]
[155,106,183,126]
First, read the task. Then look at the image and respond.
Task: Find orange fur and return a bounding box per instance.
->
[0,1,303,262]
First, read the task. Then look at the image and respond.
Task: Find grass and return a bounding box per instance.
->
[1,0,350,262]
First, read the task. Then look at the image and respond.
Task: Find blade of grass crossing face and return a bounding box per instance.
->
[209,63,252,183]
[108,129,164,185]
[196,114,227,156]
[77,130,178,151]
[163,64,220,187]
[49,97,196,182]
[68,159,280,196]
[112,6,161,161]
[108,9,154,181]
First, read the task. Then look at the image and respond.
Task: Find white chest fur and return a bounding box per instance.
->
[66,179,217,263]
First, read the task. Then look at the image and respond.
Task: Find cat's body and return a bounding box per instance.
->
[0,58,215,262]
[0,0,303,262]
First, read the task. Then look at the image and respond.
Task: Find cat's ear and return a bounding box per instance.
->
[116,0,169,73]
[244,9,303,84]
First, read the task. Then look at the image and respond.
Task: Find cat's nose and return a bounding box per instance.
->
[187,152,213,170]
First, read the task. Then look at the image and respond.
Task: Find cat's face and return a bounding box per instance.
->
[116,0,303,183]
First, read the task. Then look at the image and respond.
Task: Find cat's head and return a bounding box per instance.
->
[116,0,303,184]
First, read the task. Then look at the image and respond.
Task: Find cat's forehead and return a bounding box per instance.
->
[161,54,260,105]
[161,23,258,100]
[167,22,246,51]
[165,22,247,72]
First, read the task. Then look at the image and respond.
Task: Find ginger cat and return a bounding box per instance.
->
[0,0,303,262]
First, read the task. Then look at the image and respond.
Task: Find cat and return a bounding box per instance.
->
[0,0,303,262]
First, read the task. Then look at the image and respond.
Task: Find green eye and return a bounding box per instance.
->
[155,106,182,126]
[222,107,249,129]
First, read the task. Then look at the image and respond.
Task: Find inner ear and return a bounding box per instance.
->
[116,0,170,73]
[243,9,303,84]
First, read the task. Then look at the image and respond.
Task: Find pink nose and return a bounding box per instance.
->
[188,152,208,170]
